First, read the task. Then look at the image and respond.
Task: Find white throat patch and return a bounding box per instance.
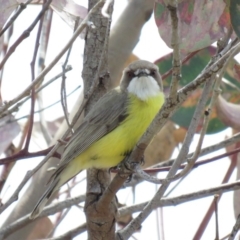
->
[127,76,160,101]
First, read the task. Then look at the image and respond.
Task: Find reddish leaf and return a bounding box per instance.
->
[154,0,230,54]
[155,45,240,133]
[17,0,88,30]
[233,64,240,81]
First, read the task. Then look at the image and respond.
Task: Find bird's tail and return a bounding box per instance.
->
[29,178,59,219]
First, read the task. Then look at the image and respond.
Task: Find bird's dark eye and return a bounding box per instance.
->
[127,71,135,78]
[150,70,156,76]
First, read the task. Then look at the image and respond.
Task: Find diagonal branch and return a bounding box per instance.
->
[0,0,105,119]
[0,0,52,70]
[116,40,240,239]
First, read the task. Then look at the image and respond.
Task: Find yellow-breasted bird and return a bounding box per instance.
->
[30,60,165,219]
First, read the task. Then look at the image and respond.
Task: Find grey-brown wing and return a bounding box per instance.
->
[59,88,128,168]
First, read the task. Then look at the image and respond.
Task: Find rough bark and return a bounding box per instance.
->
[82,0,115,238]
[1,1,154,239]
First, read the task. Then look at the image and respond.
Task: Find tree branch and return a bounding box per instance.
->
[117,39,240,239]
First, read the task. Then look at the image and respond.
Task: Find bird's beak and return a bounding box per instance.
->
[137,69,149,78]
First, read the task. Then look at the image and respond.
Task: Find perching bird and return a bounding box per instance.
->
[30,60,165,219]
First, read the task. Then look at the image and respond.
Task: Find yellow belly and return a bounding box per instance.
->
[73,93,164,170]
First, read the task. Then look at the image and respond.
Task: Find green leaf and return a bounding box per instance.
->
[230,0,240,38]
[155,46,240,134]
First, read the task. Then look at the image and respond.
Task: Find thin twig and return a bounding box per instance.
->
[118,180,240,219]
[193,143,239,239]
[0,145,57,214]
[170,42,239,181]
[68,1,112,128]
[169,73,217,181]
[0,146,55,165]
[122,146,240,190]
[158,131,240,168]
[135,168,163,184]
[46,223,87,240]
[148,146,240,174]
[120,71,216,237]
[214,194,219,240]
[161,51,199,80]
[14,86,80,122]
[0,0,52,70]
[116,36,240,240]
[60,18,79,132]
[0,0,34,37]
[2,179,240,239]
[2,66,72,117]
[24,1,46,150]
[102,41,240,235]
[0,194,86,239]
[168,0,181,101]
[37,8,54,145]
[220,234,230,240]
[0,0,107,216]
[122,72,216,210]
[192,41,240,240]
[0,0,105,118]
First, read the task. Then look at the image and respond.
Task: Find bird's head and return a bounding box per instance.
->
[120,60,163,101]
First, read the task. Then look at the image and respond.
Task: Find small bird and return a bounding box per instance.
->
[30,60,165,219]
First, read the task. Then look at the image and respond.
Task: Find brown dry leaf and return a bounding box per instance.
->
[117,202,133,229]
[173,126,187,144]
[27,217,53,239]
[144,121,178,168]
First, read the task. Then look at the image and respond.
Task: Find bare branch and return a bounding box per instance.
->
[0,144,57,214]
[214,195,220,240]
[0,0,34,37]
[0,0,52,70]
[4,178,240,240]
[193,144,238,239]
[60,19,80,132]
[118,180,240,219]
[2,66,72,117]
[158,131,240,168]
[0,0,105,118]
[168,0,181,100]
[117,39,240,240]
[0,194,86,239]
[46,223,87,240]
